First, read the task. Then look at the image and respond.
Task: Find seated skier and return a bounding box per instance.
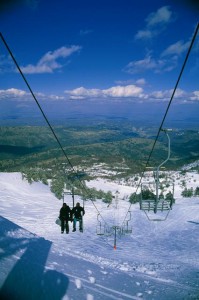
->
[59,203,71,234]
[71,202,85,232]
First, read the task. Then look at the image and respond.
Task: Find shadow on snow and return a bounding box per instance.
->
[0,216,69,300]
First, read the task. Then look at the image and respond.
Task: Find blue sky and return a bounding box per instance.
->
[0,0,198,122]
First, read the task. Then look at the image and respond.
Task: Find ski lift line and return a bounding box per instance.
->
[122,22,199,225]
[0,32,108,225]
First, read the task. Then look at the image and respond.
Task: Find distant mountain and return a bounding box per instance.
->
[0,100,199,129]
[0,125,198,174]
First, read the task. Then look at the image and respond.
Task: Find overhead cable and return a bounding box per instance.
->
[0,32,106,223]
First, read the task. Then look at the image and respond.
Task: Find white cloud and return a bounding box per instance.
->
[66,87,101,99]
[115,78,146,86]
[161,40,190,57]
[135,78,146,85]
[146,6,172,27]
[1,86,197,104]
[103,85,143,97]
[190,91,199,101]
[65,85,145,100]
[124,55,165,74]
[150,88,186,101]
[21,45,81,74]
[66,85,193,103]
[135,6,173,40]
[0,88,65,102]
[174,89,186,98]
[124,52,178,74]
[135,29,154,40]
[48,94,65,100]
[65,85,193,103]
[21,64,55,74]
[0,88,28,98]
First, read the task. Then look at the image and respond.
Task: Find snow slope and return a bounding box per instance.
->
[0,172,199,300]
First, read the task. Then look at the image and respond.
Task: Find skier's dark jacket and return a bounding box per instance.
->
[71,206,85,219]
[59,204,71,221]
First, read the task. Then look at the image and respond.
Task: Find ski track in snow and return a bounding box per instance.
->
[0,172,199,299]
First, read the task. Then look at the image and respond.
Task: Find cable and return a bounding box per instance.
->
[0,32,107,224]
[0,33,75,172]
[145,22,199,169]
[1,22,198,230]
[122,22,199,224]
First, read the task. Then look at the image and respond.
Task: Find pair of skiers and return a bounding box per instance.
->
[59,202,85,234]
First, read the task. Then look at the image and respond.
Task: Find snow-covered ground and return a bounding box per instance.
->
[0,172,199,299]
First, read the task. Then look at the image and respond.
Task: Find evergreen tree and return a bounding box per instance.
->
[194,186,199,196]
[141,189,156,200]
[103,191,112,204]
[181,188,193,197]
[50,178,65,199]
[129,192,139,204]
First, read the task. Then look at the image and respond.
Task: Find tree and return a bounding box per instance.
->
[103,191,112,204]
[141,189,156,200]
[129,192,139,204]
[194,187,199,196]
[50,178,65,199]
[181,188,193,198]
[181,180,186,188]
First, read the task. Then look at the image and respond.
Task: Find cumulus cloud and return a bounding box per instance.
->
[66,85,196,103]
[21,45,81,74]
[103,85,143,97]
[65,87,101,99]
[65,85,145,100]
[1,86,197,104]
[149,88,187,101]
[0,88,28,99]
[0,88,65,102]
[135,6,174,40]
[190,91,199,101]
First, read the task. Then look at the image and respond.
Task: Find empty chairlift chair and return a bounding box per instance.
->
[139,129,175,221]
[96,213,106,235]
[122,211,133,234]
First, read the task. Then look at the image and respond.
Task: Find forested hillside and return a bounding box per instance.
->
[0,124,198,199]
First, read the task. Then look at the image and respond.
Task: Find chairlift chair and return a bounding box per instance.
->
[122,211,133,234]
[63,185,85,231]
[96,213,106,235]
[140,129,175,221]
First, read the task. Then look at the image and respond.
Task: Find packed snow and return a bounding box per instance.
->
[0,172,199,299]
